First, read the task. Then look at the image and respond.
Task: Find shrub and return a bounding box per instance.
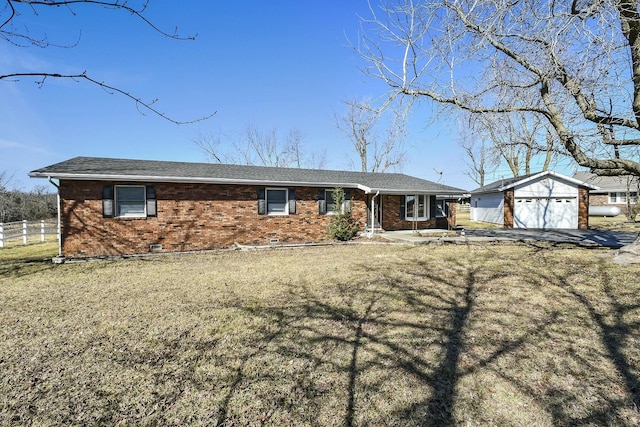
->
[327,188,360,241]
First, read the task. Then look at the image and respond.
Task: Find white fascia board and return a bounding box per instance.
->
[497,171,548,191]
[29,172,373,192]
[366,188,467,196]
[498,170,599,191]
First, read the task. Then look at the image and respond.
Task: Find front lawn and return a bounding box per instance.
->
[1,242,639,425]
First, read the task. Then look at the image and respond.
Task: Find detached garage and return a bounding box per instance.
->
[470,171,597,229]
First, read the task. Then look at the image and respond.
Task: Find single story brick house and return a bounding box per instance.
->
[30,157,467,258]
[573,171,639,217]
[470,171,597,229]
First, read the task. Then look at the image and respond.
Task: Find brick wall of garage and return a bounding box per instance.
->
[579,187,590,229]
[503,188,515,228]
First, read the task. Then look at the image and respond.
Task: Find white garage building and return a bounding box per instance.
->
[470,171,597,229]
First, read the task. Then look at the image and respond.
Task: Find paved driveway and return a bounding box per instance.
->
[381,229,639,248]
[464,229,639,248]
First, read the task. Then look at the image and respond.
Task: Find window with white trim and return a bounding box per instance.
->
[102,184,157,218]
[609,192,638,204]
[266,188,288,215]
[405,194,429,220]
[117,186,146,217]
[326,189,348,214]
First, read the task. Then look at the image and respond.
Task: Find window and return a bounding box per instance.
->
[318,188,351,215]
[102,185,157,218]
[405,194,429,220]
[267,188,288,215]
[609,192,638,204]
[435,199,447,218]
[258,188,295,215]
[326,189,339,213]
[117,186,146,217]
[326,189,350,214]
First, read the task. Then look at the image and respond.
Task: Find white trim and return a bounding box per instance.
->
[608,191,638,204]
[115,185,147,218]
[265,187,289,216]
[29,171,468,197]
[30,172,374,193]
[498,170,599,192]
[405,194,430,221]
[325,189,348,215]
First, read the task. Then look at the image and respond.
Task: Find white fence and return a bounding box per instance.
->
[0,220,58,248]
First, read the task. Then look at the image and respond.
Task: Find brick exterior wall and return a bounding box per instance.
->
[503,188,514,228]
[578,187,590,229]
[589,193,630,215]
[378,195,439,230]
[58,181,455,257]
[57,181,446,257]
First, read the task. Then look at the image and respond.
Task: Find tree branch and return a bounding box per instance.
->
[0,71,216,124]
[5,0,197,40]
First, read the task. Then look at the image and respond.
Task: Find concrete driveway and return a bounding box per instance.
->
[381,229,639,248]
[463,229,638,248]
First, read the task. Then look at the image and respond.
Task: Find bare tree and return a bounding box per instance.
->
[1,0,214,124]
[194,126,327,169]
[470,111,560,177]
[357,0,640,176]
[624,175,640,221]
[0,172,56,222]
[458,125,497,187]
[358,0,640,252]
[336,97,407,172]
[0,170,12,222]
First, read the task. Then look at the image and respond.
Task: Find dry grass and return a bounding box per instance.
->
[588,215,640,232]
[455,210,503,229]
[1,242,639,426]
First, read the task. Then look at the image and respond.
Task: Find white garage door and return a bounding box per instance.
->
[514,197,578,229]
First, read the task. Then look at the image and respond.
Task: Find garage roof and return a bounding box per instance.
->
[471,170,598,194]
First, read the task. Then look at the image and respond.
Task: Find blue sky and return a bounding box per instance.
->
[0,1,577,191]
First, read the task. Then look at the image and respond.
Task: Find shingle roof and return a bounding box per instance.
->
[573,171,637,193]
[471,170,598,194]
[470,172,540,194]
[30,157,468,195]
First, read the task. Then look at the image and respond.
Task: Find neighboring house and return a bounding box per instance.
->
[470,171,597,229]
[30,157,467,258]
[573,171,639,216]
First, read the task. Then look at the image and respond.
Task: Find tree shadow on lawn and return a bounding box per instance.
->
[6,245,638,426]
[0,256,55,278]
[225,246,640,426]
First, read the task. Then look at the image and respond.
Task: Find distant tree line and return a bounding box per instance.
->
[0,179,57,223]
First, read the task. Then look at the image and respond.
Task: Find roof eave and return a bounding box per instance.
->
[497,171,599,191]
[29,171,375,191]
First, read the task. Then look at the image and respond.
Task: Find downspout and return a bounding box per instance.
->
[368,190,380,239]
[48,177,62,258]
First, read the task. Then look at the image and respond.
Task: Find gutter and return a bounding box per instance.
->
[29,172,375,193]
[47,177,63,259]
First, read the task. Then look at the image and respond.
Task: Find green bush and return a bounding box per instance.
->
[327,188,360,241]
